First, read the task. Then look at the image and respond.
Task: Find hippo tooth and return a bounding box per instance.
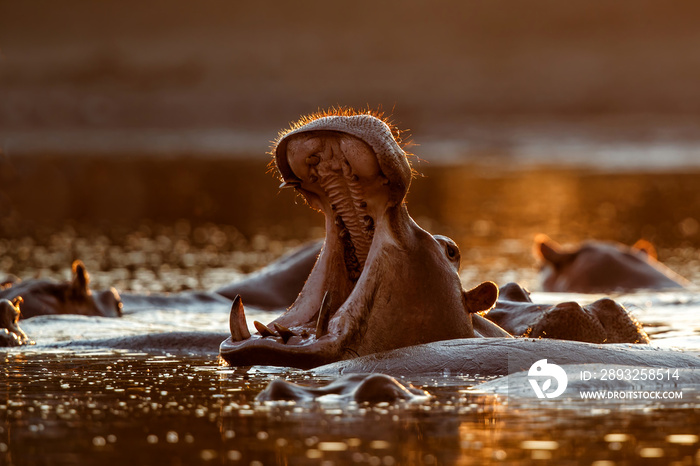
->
[316,291,332,339]
[273,323,296,344]
[279,180,301,189]
[229,295,251,341]
[254,320,277,338]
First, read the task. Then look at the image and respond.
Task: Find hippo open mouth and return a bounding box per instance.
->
[220,111,501,369]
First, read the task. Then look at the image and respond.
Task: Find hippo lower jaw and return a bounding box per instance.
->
[220,113,488,369]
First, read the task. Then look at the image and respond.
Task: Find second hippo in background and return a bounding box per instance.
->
[0,261,123,319]
[535,234,690,293]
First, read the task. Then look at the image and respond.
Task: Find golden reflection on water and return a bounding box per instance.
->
[2,350,700,464]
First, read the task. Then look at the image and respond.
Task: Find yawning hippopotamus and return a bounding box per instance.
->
[220,111,510,369]
[535,235,690,293]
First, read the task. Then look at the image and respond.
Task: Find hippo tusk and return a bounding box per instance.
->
[273,323,296,344]
[229,295,251,341]
[315,291,332,339]
[254,320,277,338]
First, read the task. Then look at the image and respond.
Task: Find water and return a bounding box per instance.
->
[2,160,700,464]
[0,352,696,465]
[2,353,698,465]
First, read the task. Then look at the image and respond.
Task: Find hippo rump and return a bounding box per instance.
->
[535,234,690,293]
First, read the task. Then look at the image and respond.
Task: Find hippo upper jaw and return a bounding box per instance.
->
[220,114,484,369]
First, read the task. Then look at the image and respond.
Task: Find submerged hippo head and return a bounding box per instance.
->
[257,373,430,404]
[220,111,503,369]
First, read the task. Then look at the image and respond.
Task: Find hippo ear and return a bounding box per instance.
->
[1,275,20,289]
[71,260,91,297]
[534,234,569,267]
[632,239,658,261]
[463,281,499,314]
[11,296,24,309]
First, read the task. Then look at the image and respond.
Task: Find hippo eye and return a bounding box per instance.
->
[446,245,457,259]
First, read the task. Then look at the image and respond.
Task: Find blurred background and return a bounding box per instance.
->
[1,0,700,290]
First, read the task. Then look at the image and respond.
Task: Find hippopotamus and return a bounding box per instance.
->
[535,234,690,293]
[0,260,122,319]
[487,282,650,344]
[256,373,430,403]
[219,111,511,369]
[218,111,660,369]
[0,298,33,347]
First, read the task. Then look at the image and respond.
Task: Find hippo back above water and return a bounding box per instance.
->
[535,235,690,293]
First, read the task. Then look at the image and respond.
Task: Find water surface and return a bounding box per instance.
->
[2,353,699,466]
